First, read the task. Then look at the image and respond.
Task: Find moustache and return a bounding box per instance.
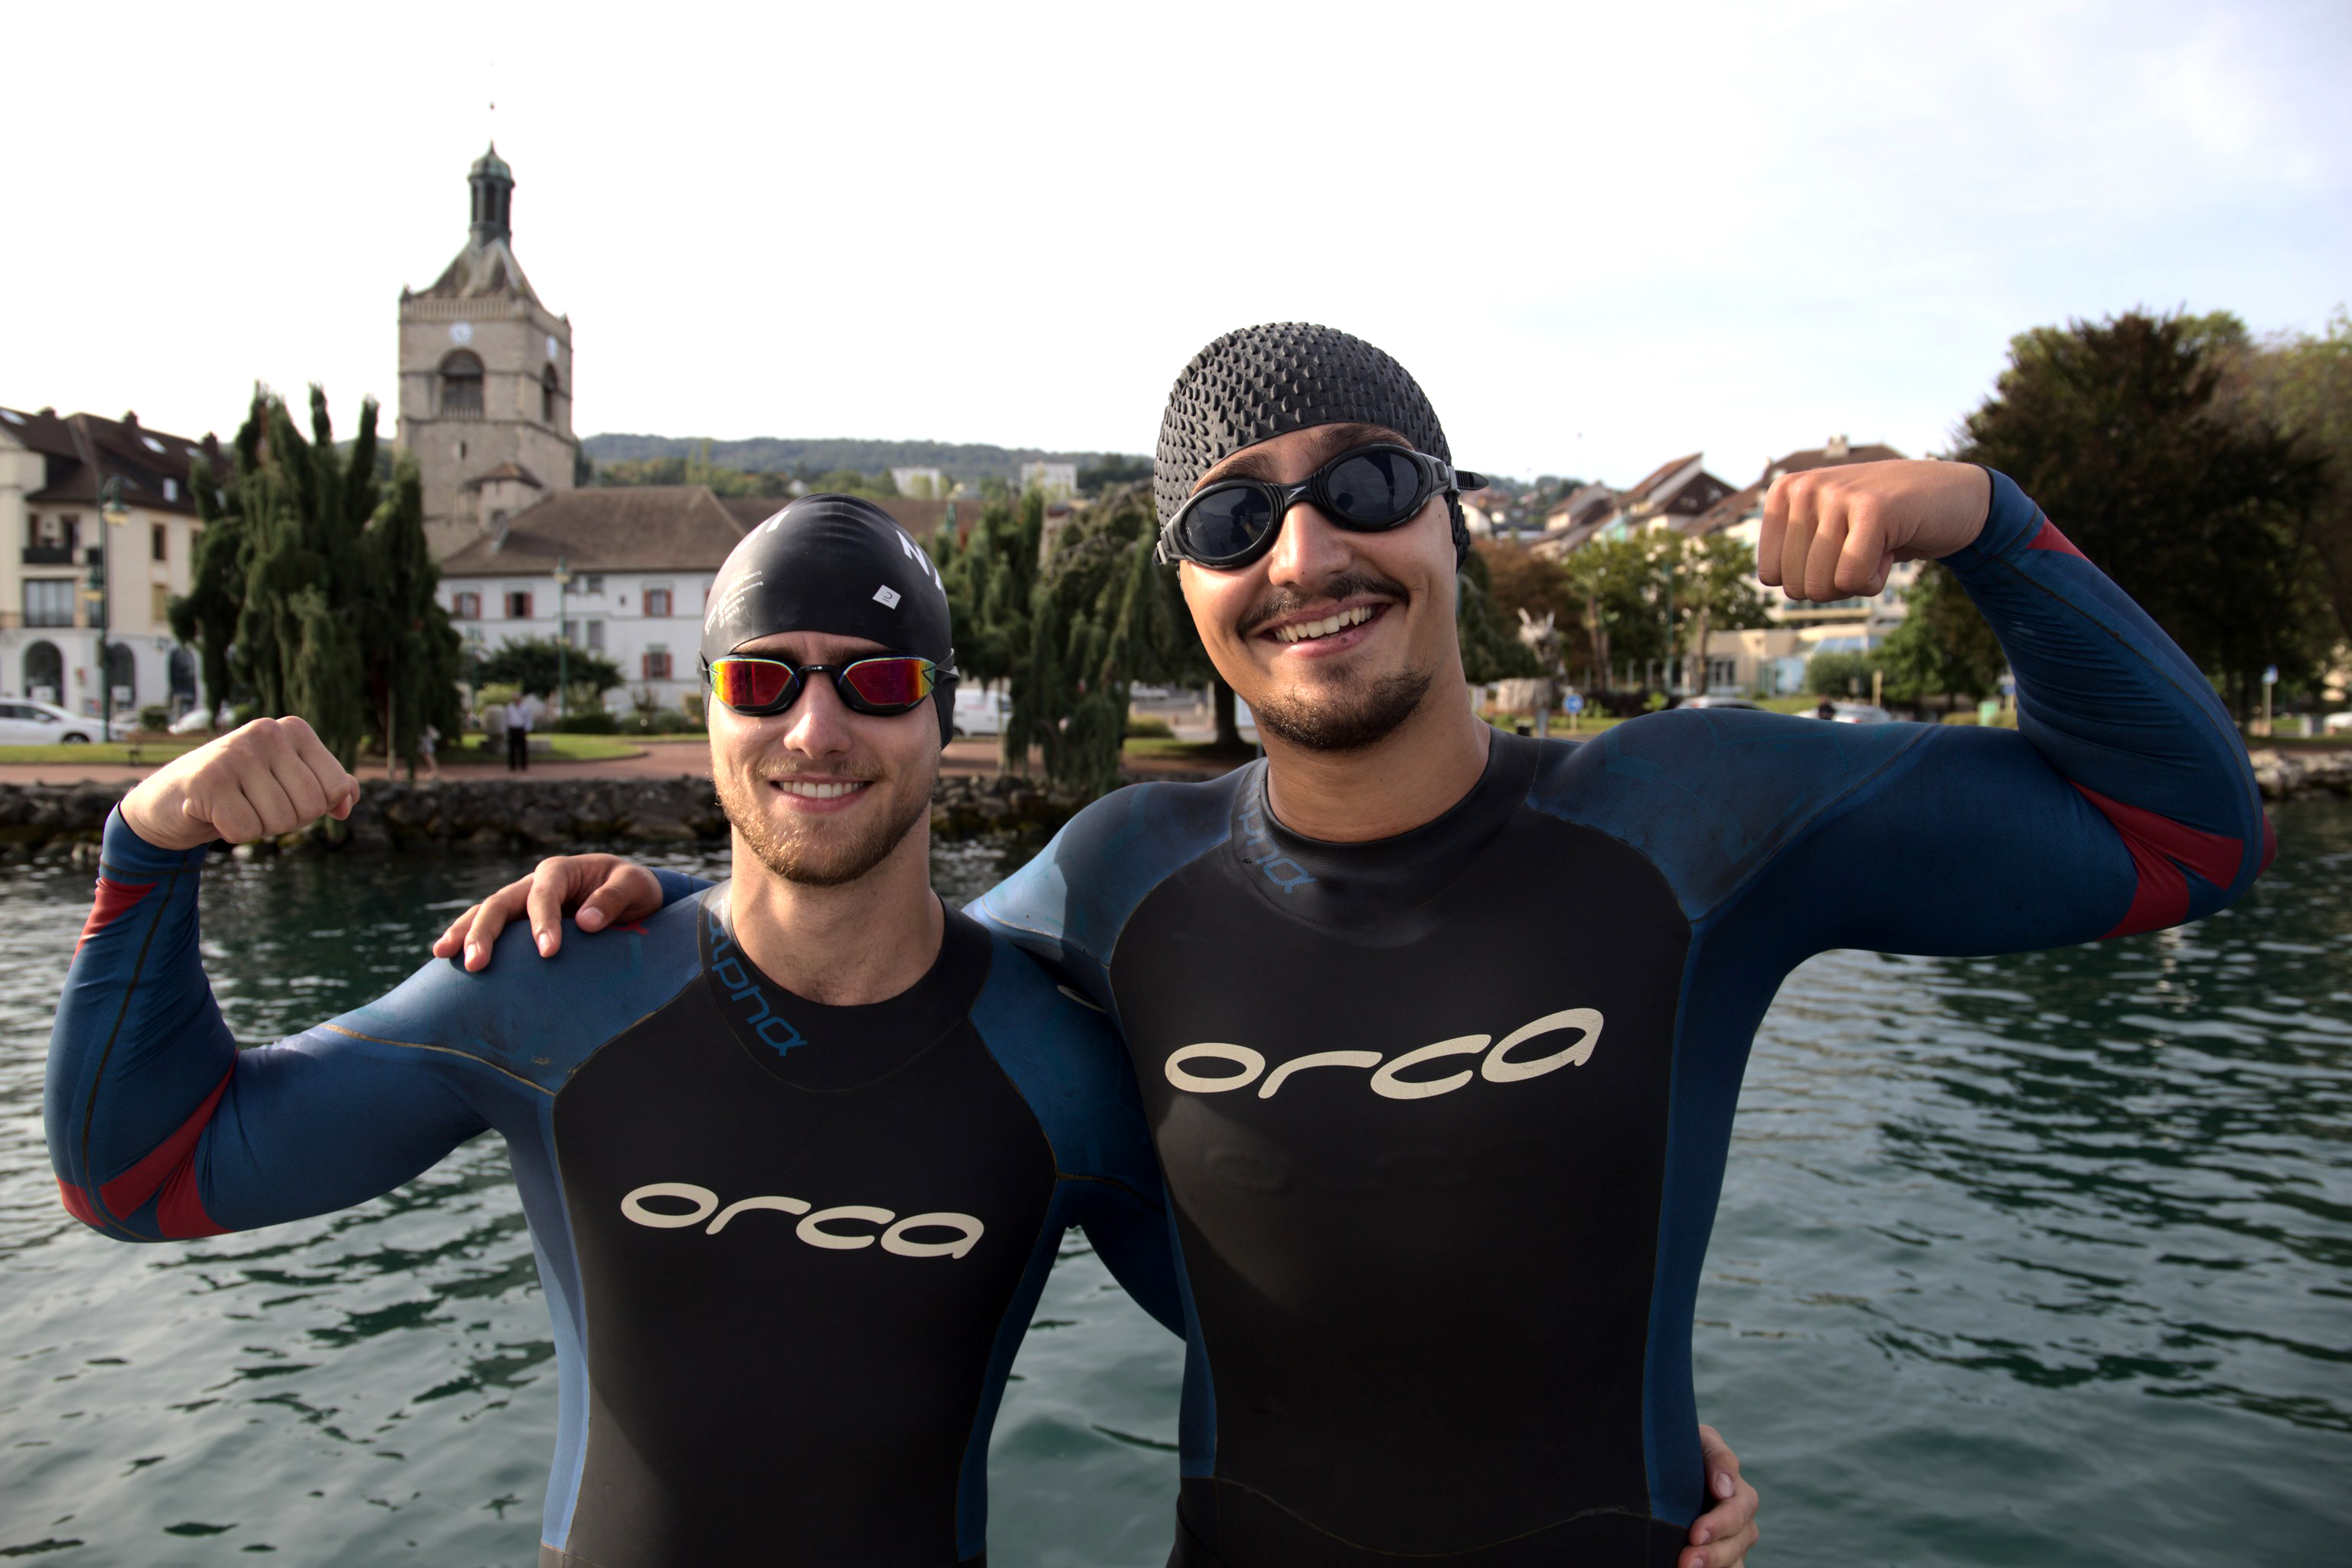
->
[1234,570,1412,639]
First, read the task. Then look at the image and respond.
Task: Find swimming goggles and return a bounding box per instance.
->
[1155,443,1484,569]
[704,654,952,718]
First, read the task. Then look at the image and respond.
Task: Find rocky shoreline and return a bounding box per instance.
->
[2,746,2342,861]
[0,772,1132,861]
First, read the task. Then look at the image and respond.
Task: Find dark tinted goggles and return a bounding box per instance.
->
[1155,443,1484,568]
[704,654,951,717]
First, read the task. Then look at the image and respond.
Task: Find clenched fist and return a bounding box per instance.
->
[120,716,360,851]
[1758,459,1992,601]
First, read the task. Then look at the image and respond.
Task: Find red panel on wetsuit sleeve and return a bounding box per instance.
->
[2259,815,2278,874]
[77,876,156,954]
[2073,783,2246,938]
[57,1179,105,1229]
[2026,518,2088,560]
[98,1068,231,1223]
[155,1161,228,1240]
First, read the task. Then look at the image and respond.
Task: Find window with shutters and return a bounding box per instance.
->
[454,592,481,619]
[642,649,673,680]
[505,590,532,619]
[643,587,673,618]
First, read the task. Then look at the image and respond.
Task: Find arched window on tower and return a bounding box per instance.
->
[542,364,560,425]
[440,351,484,417]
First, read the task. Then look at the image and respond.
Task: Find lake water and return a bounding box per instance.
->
[3,812,2347,1565]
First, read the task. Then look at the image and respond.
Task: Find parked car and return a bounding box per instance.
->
[1675,694,1762,711]
[0,699,134,744]
[951,687,1011,738]
[1827,703,1896,724]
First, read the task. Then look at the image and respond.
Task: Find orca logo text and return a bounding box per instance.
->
[1163,1008,1602,1102]
[619,1183,984,1259]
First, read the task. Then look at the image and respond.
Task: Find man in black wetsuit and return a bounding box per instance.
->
[49,497,1209,1566]
[452,318,2262,1566]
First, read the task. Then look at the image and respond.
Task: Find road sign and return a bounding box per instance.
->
[1563,691,1585,714]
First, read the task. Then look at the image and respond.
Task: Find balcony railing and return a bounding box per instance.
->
[22,546,73,565]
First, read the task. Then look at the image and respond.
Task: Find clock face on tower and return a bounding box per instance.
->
[449,321,475,345]
[546,334,560,361]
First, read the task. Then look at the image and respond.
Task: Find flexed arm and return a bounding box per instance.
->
[48,720,493,1240]
[1736,462,2264,955]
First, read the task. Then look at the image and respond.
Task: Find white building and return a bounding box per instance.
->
[1018,460,1076,500]
[437,488,759,710]
[890,466,946,498]
[0,404,212,717]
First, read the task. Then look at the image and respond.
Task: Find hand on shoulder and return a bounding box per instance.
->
[120,716,358,851]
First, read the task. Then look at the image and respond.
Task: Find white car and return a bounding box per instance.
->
[951,687,1011,738]
[1827,703,1896,724]
[0,698,133,744]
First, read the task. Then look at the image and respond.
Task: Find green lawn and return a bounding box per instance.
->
[0,740,201,765]
[1121,737,1262,764]
[455,732,646,762]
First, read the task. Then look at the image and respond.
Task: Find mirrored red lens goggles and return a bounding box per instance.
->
[705,655,949,717]
[1155,444,1484,568]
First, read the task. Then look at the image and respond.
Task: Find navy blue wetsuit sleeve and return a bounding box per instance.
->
[967,933,1185,1335]
[46,809,510,1241]
[1569,470,2266,959]
[1762,469,2265,955]
[649,867,711,906]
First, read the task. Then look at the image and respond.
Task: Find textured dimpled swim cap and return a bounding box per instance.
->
[702,494,958,743]
[1154,322,1456,542]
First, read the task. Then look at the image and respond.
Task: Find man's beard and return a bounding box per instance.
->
[714,764,934,887]
[1250,667,1433,753]
[1239,569,1432,753]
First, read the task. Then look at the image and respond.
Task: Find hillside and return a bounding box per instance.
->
[580,433,1142,483]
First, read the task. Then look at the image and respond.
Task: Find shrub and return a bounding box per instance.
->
[553,711,619,733]
[138,704,171,733]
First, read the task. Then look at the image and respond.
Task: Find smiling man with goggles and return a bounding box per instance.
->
[704,653,953,718]
[1155,442,1485,568]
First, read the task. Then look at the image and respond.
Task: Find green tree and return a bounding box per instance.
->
[172,387,465,772]
[1455,547,1542,682]
[478,635,626,700]
[1076,453,1154,495]
[1876,562,2007,704]
[1955,309,2332,717]
[2214,308,2352,667]
[1668,532,1774,691]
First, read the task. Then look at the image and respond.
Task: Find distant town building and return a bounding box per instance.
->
[1018,461,1076,500]
[891,466,946,498]
[0,405,217,715]
[398,145,579,560]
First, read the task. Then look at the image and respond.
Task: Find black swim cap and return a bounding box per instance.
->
[1155,322,1467,562]
[702,494,959,744]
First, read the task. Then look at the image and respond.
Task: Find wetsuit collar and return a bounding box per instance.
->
[1231,731,1544,929]
[697,882,994,1090]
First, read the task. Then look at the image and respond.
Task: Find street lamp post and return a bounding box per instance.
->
[552,554,572,720]
[83,477,132,740]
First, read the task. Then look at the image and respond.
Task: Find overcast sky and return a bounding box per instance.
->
[5,0,2344,489]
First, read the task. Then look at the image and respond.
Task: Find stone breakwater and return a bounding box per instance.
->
[5,749,2341,861]
[0,773,1138,859]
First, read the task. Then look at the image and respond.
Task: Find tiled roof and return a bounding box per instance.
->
[438,486,746,576]
[466,462,544,488]
[1757,441,1906,485]
[2,405,223,514]
[416,235,541,303]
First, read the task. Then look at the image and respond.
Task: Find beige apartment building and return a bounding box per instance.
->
[0,405,214,715]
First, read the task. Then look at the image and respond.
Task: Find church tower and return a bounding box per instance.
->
[397,145,577,556]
